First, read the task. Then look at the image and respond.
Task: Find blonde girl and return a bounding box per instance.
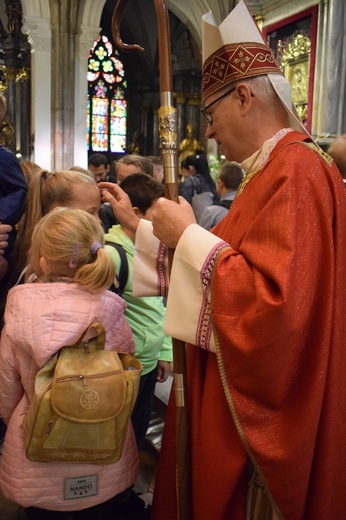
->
[0,207,141,519]
[28,207,113,289]
[13,169,100,281]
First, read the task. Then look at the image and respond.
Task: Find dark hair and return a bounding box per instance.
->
[219,162,244,190]
[181,154,216,192]
[88,153,109,168]
[119,173,164,214]
[181,154,198,171]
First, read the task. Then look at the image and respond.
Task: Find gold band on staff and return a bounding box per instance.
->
[159,105,178,185]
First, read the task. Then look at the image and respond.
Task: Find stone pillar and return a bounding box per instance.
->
[312,0,346,137]
[185,93,201,144]
[49,0,80,171]
[74,24,100,168]
[22,17,52,169]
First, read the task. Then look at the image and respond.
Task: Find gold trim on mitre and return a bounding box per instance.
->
[202,42,281,102]
[202,0,311,137]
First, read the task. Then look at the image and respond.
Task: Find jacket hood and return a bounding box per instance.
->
[4,282,128,366]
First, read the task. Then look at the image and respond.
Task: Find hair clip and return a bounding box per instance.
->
[69,243,79,268]
[90,242,103,255]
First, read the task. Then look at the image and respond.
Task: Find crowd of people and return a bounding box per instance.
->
[0,0,346,519]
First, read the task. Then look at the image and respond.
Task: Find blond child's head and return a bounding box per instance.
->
[28,207,114,291]
[14,169,100,276]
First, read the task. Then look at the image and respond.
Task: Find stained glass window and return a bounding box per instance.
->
[87,35,127,154]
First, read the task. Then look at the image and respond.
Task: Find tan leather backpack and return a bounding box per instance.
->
[24,322,142,464]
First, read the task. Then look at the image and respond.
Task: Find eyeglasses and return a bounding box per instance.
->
[201,87,236,126]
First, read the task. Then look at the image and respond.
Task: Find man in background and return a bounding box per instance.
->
[115,155,153,184]
[199,161,244,230]
[88,153,117,231]
[147,156,164,183]
[88,153,117,184]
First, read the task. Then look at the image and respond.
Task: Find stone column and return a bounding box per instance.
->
[74,24,100,168]
[21,17,52,169]
[49,0,81,171]
[185,93,201,144]
[312,0,346,137]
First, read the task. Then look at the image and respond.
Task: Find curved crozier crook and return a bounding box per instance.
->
[111,0,144,53]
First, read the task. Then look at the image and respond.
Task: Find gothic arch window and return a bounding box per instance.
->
[87,35,127,153]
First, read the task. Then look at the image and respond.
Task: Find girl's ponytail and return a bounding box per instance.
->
[74,244,115,291]
[29,208,115,292]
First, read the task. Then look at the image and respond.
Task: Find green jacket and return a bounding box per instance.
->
[105,225,172,375]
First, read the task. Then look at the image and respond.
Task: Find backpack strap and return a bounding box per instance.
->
[105,242,129,297]
[190,175,202,195]
[214,199,233,210]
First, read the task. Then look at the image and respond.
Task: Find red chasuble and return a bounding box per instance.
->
[152,131,346,520]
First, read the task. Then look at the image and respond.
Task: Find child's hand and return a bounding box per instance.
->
[99,182,140,234]
[156,361,172,383]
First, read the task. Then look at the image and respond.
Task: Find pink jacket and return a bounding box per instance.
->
[0,282,139,511]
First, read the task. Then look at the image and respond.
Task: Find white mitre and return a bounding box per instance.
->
[201,0,309,136]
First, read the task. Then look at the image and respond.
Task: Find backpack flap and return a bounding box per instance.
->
[50,323,126,422]
[50,347,127,422]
